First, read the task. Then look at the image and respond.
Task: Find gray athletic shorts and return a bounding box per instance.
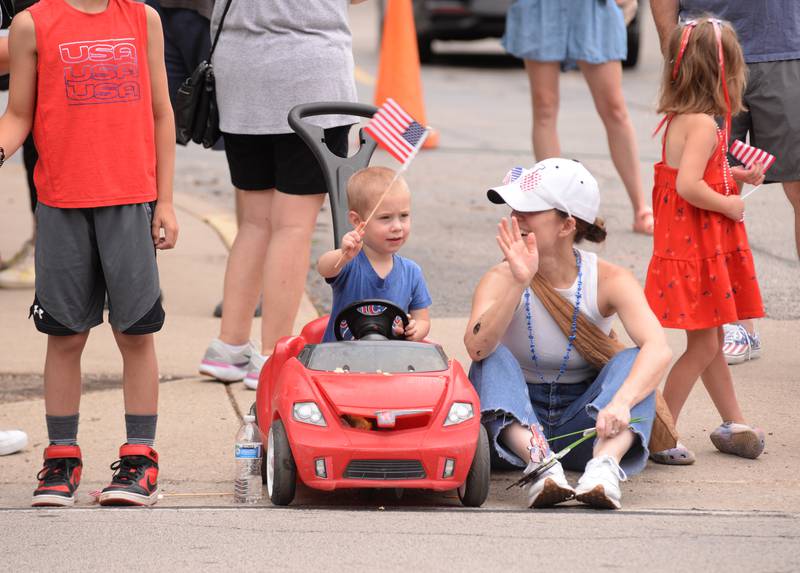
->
[31,202,164,336]
[730,59,800,183]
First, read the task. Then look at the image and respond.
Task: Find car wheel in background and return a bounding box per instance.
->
[623,12,641,69]
[417,34,434,64]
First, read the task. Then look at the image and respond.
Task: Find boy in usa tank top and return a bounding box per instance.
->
[0,0,178,507]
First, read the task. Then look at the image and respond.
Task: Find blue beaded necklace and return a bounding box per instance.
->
[523,249,583,384]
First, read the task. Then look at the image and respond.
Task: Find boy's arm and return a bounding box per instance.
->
[317,228,363,279]
[406,307,430,341]
[317,249,346,279]
[145,5,178,249]
[0,13,36,162]
[404,267,432,341]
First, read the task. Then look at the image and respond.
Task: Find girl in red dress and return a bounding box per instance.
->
[645,18,766,464]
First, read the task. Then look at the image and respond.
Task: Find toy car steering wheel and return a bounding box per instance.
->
[333,300,410,341]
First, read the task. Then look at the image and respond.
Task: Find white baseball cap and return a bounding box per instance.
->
[487,158,600,223]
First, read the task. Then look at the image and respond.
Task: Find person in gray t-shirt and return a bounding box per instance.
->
[199,1,367,389]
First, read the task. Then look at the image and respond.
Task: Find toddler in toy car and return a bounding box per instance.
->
[317,166,432,343]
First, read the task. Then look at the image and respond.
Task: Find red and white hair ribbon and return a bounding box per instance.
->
[659,19,731,138]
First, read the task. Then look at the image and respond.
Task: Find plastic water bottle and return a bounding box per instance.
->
[234,414,263,504]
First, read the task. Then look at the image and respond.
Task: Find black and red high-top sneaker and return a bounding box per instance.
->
[31,445,83,507]
[99,444,160,506]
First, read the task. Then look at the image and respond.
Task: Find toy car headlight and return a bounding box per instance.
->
[444,402,474,426]
[293,402,327,427]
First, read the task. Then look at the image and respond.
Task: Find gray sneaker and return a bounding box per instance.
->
[199,339,253,382]
[243,353,269,390]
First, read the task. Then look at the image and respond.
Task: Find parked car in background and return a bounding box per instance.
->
[380,0,642,68]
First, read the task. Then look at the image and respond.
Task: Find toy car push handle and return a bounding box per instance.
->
[288,103,379,249]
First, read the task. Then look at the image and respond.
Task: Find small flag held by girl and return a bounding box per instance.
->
[729,139,776,171]
[729,140,777,199]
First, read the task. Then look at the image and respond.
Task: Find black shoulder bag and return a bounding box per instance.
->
[174,0,233,148]
[1,0,14,29]
[1,0,14,91]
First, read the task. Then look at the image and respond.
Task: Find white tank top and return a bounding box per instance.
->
[500,250,615,384]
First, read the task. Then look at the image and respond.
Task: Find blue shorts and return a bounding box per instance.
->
[503,0,627,64]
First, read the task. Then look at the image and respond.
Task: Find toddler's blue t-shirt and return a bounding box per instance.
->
[322,250,432,342]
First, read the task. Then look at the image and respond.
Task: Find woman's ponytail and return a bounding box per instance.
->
[575,217,607,244]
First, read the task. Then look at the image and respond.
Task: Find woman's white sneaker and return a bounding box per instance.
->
[525,460,575,508]
[574,455,627,510]
[199,339,254,382]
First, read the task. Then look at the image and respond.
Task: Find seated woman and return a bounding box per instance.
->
[465,158,672,510]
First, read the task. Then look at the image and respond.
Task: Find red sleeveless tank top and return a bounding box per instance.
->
[28,0,156,208]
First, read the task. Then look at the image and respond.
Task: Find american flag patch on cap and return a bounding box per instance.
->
[502,166,525,185]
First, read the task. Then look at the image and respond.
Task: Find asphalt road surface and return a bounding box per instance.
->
[2,2,798,571]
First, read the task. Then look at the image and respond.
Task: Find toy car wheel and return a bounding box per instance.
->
[457,424,490,507]
[267,419,297,506]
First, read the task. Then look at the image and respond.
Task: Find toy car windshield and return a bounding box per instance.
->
[299,341,449,374]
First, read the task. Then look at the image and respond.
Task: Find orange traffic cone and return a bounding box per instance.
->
[374,0,439,149]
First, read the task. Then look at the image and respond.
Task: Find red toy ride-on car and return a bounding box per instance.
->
[253,299,490,507]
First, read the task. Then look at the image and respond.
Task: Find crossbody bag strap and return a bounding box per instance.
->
[531,273,626,369]
[532,270,679,450]
[209,0,234,61]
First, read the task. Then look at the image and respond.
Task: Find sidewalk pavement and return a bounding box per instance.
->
[1,161,799,513]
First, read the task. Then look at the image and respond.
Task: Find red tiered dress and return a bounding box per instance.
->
[644,119,764,330]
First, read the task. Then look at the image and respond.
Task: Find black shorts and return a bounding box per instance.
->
[222,125,350,194]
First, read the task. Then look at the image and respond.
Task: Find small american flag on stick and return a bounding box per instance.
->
[365,98,429,167]
[730,139,776,172]
[332,100,428,269]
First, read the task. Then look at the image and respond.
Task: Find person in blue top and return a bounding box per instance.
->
[317,166,432,343]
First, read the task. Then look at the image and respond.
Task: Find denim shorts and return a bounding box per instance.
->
[503,0,627,64]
